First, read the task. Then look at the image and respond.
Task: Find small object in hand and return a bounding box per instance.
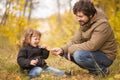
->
[65,70,73,76]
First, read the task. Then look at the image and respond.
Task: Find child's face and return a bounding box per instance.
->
[30,35,40,47]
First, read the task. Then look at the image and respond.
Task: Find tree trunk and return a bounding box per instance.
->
[23,0,28,16]
[0,0,11,25]
[68,0,72,12]
[57,0,61,27]
[28,0,33,22]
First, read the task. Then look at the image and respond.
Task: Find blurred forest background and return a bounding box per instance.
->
[0,0,120,80]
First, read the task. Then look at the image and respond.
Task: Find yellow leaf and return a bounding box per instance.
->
[16,76,21,80]
[114,74,120,79]
[41,74,45,78]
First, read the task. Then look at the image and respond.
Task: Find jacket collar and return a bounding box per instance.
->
[24,45,39,49]
[81,17,96,32]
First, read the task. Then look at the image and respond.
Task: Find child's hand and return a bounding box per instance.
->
[30,59,38,66]
[41,44,47,49]
[41,44,50,51]
[51,48,63,55]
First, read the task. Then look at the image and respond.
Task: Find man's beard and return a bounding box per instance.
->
[79,21,87,26]
[79,17,91,26]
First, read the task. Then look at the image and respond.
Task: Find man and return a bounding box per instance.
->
[51,0,117,76]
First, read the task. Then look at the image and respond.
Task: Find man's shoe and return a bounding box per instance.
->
[101,68,109,77]
[89,68,109,77]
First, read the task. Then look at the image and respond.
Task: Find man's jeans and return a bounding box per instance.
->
[29,66,64,79]
[64,50,113,73]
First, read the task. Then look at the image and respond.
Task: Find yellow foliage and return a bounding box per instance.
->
[0,0,120,51]
[41,74,45,78]
[114,74,120,79]
[0,12,39,48]
[16,76,21,80]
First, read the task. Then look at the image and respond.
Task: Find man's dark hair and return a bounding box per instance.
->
[73,0,96,17]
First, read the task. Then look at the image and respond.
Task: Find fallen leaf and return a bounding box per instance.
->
[114,74,120,79]
[16,76,21,80]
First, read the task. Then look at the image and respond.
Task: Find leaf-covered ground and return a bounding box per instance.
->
[0,48,120,80]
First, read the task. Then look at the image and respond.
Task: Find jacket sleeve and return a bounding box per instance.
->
[17,48,31,68]
[68,22,112,54]
[42,49,49,59]
[61,28,82,54]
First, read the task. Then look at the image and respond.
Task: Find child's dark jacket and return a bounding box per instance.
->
[17,45,49,71]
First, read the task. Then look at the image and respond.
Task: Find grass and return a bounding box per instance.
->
[0,48,120,80]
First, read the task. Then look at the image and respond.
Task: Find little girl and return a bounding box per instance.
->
[17,29,69,80]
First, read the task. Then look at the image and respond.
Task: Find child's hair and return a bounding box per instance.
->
[22,28,41,47]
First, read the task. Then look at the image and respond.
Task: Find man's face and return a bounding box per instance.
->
[76,12,89,26]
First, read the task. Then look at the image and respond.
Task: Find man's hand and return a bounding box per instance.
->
[51,48,63,55]
[30,59,38,66]
[67,53,71,61]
